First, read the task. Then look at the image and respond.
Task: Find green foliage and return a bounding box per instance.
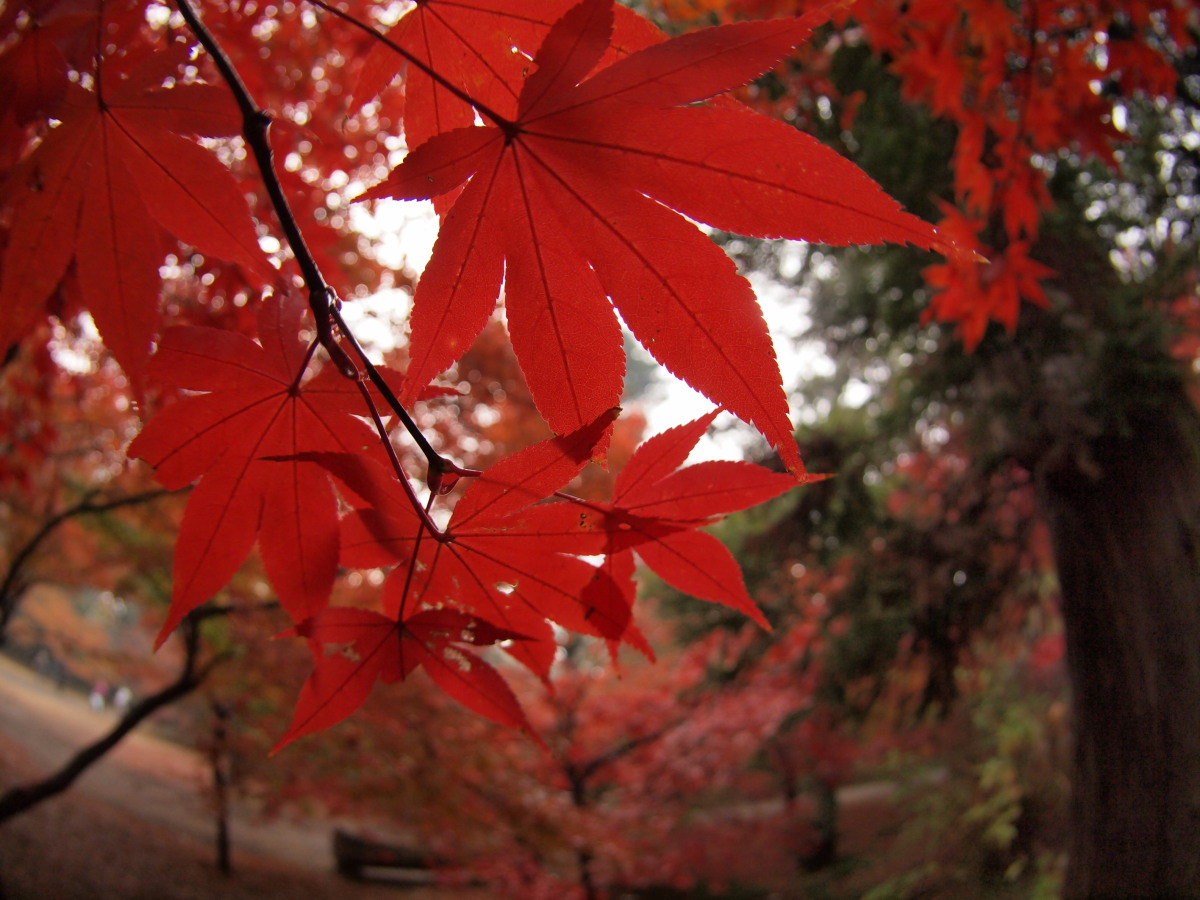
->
[865,656,1069,900]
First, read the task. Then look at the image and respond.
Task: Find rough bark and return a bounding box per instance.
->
[1038,392,1200,899]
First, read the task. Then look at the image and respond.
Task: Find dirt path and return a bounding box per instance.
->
[0,655,941,899]
[0,656,479,900]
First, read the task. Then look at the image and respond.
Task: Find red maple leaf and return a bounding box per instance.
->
[348,0,664,151]
[294,406,800,744]
[361,0,939,477]
[0,39,273,385]
[350,0,573,152]
[922,205,1054,350]
[128,296,384,642]
[274,606,535,752]
[519,410,804,632]
[606,412,801,628]
[313,410,631,681]
[451,407,805,678]
[0,6,80,125]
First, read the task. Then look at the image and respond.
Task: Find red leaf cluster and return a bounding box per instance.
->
[674,0,1193,349]
[360,0,938,473]
[1,0,940,744]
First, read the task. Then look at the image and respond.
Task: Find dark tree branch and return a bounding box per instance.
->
[567,725,676,790]
[0,488,176,644]
[0,613,223,824]
[171,0,476,496]
[171,0,352,374]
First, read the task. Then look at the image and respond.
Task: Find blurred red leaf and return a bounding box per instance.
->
[0,54,271,384]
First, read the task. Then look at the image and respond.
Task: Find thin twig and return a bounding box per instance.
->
[171,0,468,495]
[350,377,453,540]
[0,614,222,823]
[331,305,480,485]
[0,489,177,643]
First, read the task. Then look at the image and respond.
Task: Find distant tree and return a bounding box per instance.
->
[651,1,1199,894]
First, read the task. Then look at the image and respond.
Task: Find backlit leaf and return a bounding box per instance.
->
[366,0,938,475]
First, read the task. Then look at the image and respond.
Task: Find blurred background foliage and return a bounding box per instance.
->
[3,0,1198,897]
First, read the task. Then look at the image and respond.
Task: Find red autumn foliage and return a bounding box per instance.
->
[664,0,1193,348]
[1,0,943,744]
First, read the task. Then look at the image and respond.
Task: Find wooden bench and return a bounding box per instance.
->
[332,828,446,883]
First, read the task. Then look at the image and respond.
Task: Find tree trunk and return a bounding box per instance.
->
[1038,394,1200,898]
[209,702,234,875]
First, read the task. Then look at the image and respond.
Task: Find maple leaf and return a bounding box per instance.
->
[0,42,273,385]
[274,606,535,752]
[348,0,664,152]
[921,204,1054,350]
[461,408,807,674]
[314,410,633,681]
[128,296,382,642]
[0,7,81,125]
[350,0,572,152]
[300,407,801,736]
[362,0,940,478]
[530,410,802,630]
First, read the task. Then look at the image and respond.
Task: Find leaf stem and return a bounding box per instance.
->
[394,493,438,619]
[351,377,453,543]
[290,338,321,393]
[92,0,106,106]
[329,304,481,487]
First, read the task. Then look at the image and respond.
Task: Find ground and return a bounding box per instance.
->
[0,655,482,900]
[0,654,953,899]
